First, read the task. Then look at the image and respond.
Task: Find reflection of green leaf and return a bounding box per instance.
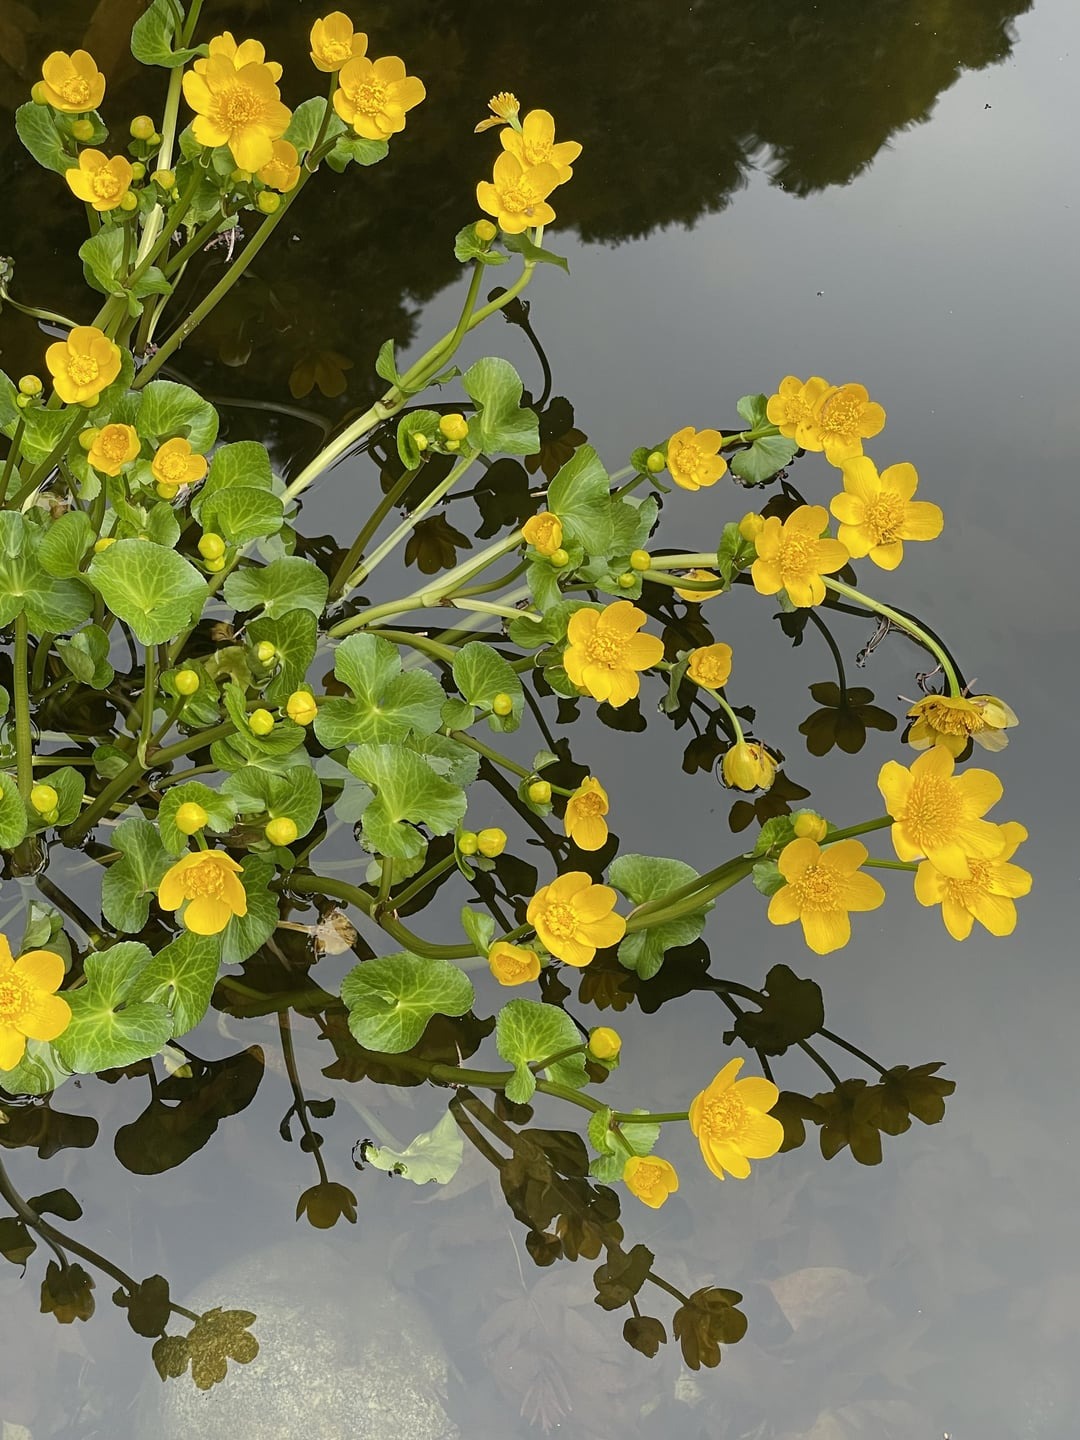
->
[547,445,613,555]
[495,998,585,1104]
[727,963,824,1055]
[463,356,539,456]
[364,1108,464,1184]
[223,556,328,618]
[593,1243,654,1311]
[609,853,711,980]
[100,817,171,932]
[113,1049,264,1175]
[452,641,523,732]
[87,539,206,645]
[137,932,222,1037]
[315,633,444,748]
[347,743,466,859]
[114,1274,172,1337]
[55,942,173,1073]
[673,1286,748,1369]
[341,953,474,1053]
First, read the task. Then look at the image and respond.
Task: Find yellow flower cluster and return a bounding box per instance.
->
[476,105,582,236]
[766,374,886,467]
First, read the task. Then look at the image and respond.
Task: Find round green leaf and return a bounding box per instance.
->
[341,953,474,1054]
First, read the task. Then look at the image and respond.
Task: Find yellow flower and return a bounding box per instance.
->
[151,436,208,488]
[527,871,625,967]
[0,934,71,1071]
[767,837,886,954]
[688,1057,784,1180]
[588,1026,621,1060]
[477,152,561,235]
[87,423,140,476]
[623,1155,680,1209]
[488,941,542,986]
[564,776,610,851]
[64,150,134,212]
[721,740,777,791]
[808,382,886,466]
[522,510,563,556]
[45,325,122,406]
[256,138,301,192]
[477,827,507,858]
[334,55,426,141]
[195,32,283,81]
[286,691,318,726]
[750,504,849,608]
[914,821,1031,940]
[877,746,1005,878]
[765,375,829,445]
[686,643,733,690]
[310,12,367,72]
[182,55,292,171]
[793,811,828,841]
[501,108,582,184]
[475,91,520,132]
[157,850,248,935]
[563,601,665,708]
[665,426,727,491]
[738,511,765,542]
[39,50,105,112]
[906,694,1018,756]
[829,458,943,569]
[674,569,724,602]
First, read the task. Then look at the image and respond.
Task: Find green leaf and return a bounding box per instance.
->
[610,494,658,557]
[587,1106,661,1181]
[347,743,467,860]
[547,445,614,554]
[751,859,784,896]
[87,539,206,645]
[736,394,770,428]
[375,339,402,386]
[396,409,440,467]
[247,609,318,704]
[451,641,523,732]
[135,380,218,451]
[15,102,70,174]
[100,817,171,932]
[609,853,711,980]
[363,1108,464,1184]
[0,512,93,635]
[0,1038,72,1097]
[158,782,236,856]
[284,97,337,153]
[0,773,29,849]
[38,510,94,577]
[222,557,328,619]
[495,999,585,1105]
[731,434,798,486]
[462,357,539,456]
[56,625,114,689]
[136,932,221,1038]
[460,906,495,955]
[193,440,282,543]
[314,633,444,748]
[453,224,508,266]
[55,943,173,1073]
[41,766,85,826]
[221,764,322,838]
[219,855,278,965]
[409,733,480,788]
[502,230,569,272]
[341,953,474,1053]
[327,133,388,168]
[131,0,202,67]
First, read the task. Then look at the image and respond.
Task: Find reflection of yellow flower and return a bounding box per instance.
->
[334,55,426,141]
[721,740,777,791]
[766,374,828,446]
[477,152,560,235]
[522,510,563,556]
[310,12,367,72]
[688,1057,784,1180]
[877,747,1004,878]
[195,32,282,81]
[808,382,886,466]
[767,837,886,954]
[39,50,105,112]
[563,601,665,708]
[666,426,727,491]
[257,138,301,191]
[45,325,122,406]
[564,776,609,851]
[182,55,292,171]
[915,821,1031,940]
[289,349,353,399]
[907,694,1018,756]
[527,871,625,967]
[829,458,943,569]
[686,643,733,690]
[750,504,849,608]
[0,935,71,1071]
[624,1155,680,1209]
[157,851,248,935]
[87,423,140,476]
[488,942,541,986]
[65,150,134,212]
[674,569,723,602]
[501,108,582,183]
[151,436,208,487]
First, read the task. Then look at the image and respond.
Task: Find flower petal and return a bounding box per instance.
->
[737,1111,785,1158]
[800,908,851,955]
[15,991,71,1042]
[12,948,65,993]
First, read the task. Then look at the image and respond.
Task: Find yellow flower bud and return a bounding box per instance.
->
[439,413,469,442]
[152,168,175,189]
[198,532,226,561]
[31,82,49,105]
[617,572,636,588]
[130,115,156,140]
[549,548,569,568]
[444,438,460,452]
[18,375,43,396]
[130,161,146,180]
[721,740,777,792]
[155,481,179,500]
[257,190,281,214]
[249,708,275,737]
[477,827,507,858]
[265,816,298,846]
[286,691,318,726]
[175,802,209,835]
[793,811,829,842]
[231,168,253,184]
[630,549,651,572]
[30,784,59,815]
[174,669,200,695]
[119,191,138,211]
[78,427,100,450]
[588,1026,622,1060]
[71,118,95,141]
[149,132,162,147]
[92,536,116,553]
[15,394,31,409]
[255,641,277,664]
[413,432,428,451]
[475,219,497,242]
[492,693,513,717]
[458,831,479,856]
[527,779,551,805]
[205,555,226,572]
[738,511,765,543]
[646,451,665,473]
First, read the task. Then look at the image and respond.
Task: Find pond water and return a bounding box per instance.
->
[1,1,1077,1436]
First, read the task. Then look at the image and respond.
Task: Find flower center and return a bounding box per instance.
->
[320,38,351,64]
[542,901,577,941]
[155,448,189,482]
[919,699,983,736]
[183,861,226,899]
[777,530,816,579]
[903,775,963,848]
[944,859,991,906]
[0,974,31,1022]
[789,861,844,911]
[67,353,100,386]
[584,630,627,668]
[221,85,262,127]
[99,426,131,461]
[500,183,541,216]
[501,953,532,981]
[91,168,122,201]
[820,392,862,436]
[573,792,605,818]
[349,80,387,118]
[864,491,906,544]
[631,1160,666,1196]
[59,76,92,107]
[669,436,708,484]
[700,1091,747,1139]
[694,655,727,687]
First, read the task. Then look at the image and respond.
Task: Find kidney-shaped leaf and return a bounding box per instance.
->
[341,952,474,1053]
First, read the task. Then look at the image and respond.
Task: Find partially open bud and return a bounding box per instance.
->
[721,740,777,792]
[477,827,507,858]
[175,802,209,836]
[255,641,277,664]
[527,779,552,805]
[588,1026,622,1060]
[793,811,829,842]
[286,691,318,726]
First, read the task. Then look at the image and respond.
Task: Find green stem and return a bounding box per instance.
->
[30,632,54,692]
[644,552,719,570]
[610,1109,688,1125]
[137,647,157,764]
[446,259,485,356]
[531,1043,586,1071]
[327,466,420,601]
[346,453,478,589]
[287,873,479,960]
[13,614,33,800]
[863,858,918,871]
[0,416,25,505]
[305,74,339,168]
[387,851,458,910]
[823,577,962,695]
[450,730,533,780]
[721,424,780,448]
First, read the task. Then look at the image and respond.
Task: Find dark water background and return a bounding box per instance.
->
[1,0,1077,1435]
